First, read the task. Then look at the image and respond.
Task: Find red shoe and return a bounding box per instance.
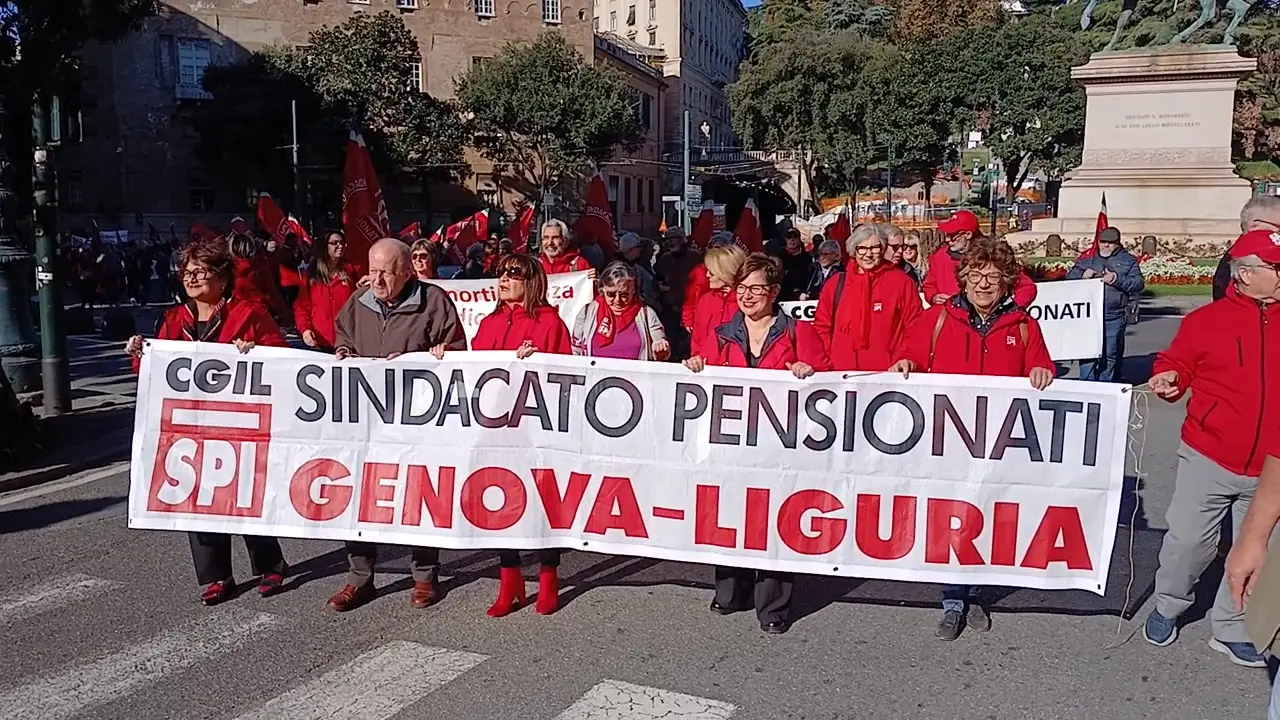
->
[535,565,559,615]
[201,579,234,606]
[486,567,526,618]
[258,564,287,597]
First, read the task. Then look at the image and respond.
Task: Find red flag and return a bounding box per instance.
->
[1078,192,1108,260]
[690,208,715,250]
[342,130,390,270]
[190,222,220,242]
[398,221,422,240]
[256,193,312,246]
[826,203,852,245]
[573,174,618,256]
[508,205,537,253]
[431,210,489,264]
[733,198,764,253]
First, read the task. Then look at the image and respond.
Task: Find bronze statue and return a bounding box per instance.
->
[1078,0,1257,50]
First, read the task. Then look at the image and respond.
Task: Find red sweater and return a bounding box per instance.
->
[812,263,922,371]
[898,300,1054,378]
[1152,286,1280,477]
[134,299,286,373]
[690,289,739,359]
[708,312,832,371]
[922,247,1038,308]
[293,266,358,349]
[473,303,572,354]
[539,251,590,276]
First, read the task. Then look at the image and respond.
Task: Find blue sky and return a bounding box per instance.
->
[743,0,762,7]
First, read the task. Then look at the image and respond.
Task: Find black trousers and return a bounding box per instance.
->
[189,532,285,586]
[714,566,794,625]
[344,542,440,587]
[498,549,561,568]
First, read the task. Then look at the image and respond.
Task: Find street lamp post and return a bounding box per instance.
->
[0,100,41,393]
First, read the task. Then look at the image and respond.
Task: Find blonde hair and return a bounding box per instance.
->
[704,244,747,285]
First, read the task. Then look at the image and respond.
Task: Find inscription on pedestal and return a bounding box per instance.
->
[1113,112,1201,131]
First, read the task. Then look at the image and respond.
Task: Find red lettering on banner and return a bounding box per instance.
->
[358,462,399,524]
[402,465,455,528]
[533,469,590,530]
[1020,506,1093,570]
[743,488,771,551]
[460,467,526,531]
[694,485,737,548]
[854,494,916,561]
[583,477,648,537]
[148,399,272,517]
[289,458,353,522]
[990,502,1020,566]
[924,499,985,565]
[777,490,846,556]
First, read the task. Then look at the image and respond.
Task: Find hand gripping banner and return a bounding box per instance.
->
[129,342,1131,594]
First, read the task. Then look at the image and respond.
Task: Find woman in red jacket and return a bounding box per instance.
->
[889,238,1054,642]
[295,231,358,351]
[229,232,292,322]
[684,253,832,635]
[459,252,572,618]
[124,236,289,606]
[689,243,747,359]
[813,224,922,371]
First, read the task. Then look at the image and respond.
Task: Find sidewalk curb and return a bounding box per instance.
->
[0,428,132,495]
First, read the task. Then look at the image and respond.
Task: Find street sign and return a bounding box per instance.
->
[686,184,702,206]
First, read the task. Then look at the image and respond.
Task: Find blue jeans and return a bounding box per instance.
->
[1080,316,1127,383]
[941,585,976,613]
[1269,659,1280,720]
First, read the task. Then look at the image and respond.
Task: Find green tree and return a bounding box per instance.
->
[454,32,643,202]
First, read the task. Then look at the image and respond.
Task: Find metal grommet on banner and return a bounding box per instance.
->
[581,541,589,547]
[590,361,597,367]
[832,567,838,572]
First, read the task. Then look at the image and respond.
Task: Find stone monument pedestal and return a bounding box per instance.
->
[1007,46,1256,257]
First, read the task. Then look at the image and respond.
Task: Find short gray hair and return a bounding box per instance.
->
[845,224,883,256]
[599,260,637,288]
[1240,195,1280,232]
[1231,253,1266,282]
[876,223,905,242]
[542,218,570,238]
[818,239,842,255]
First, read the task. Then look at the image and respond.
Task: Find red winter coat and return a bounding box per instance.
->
[472,302,573,354]
[134,298,286,373]
[708,311,832,372]
[232,256,291,321]
[293,266,358,350]
[922,247,1038,308]
[898,299,1054,378]
[690,288,739,359]
[1152,286,1280,477]
[539,251,590,276]
[813,263,923,371]
[682,263,710,330]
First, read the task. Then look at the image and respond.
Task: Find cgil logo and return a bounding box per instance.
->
[147,399,273,517]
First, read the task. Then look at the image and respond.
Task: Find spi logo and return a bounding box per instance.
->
[147,398,272,516]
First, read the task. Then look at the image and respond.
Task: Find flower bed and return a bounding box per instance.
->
[1023,256,1214,285]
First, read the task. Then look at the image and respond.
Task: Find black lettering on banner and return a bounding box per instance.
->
[990,398,1043,461]
[510,370,553,431]
[862,391,924,455]
[232,361,248,394]
[802,389,838,451]
[193,359,231,394]
[471,368,511,428]
[402,368,443,426]
[842,390,858,452]
[249,363,271,396]
[710,384,744,445]
[584,376,643,438]
[673,383,708,442]
[331,367,343,423]
[747,387,798,449]
[932,394,988,458]
[1084,402,1101,467]
[166,357,192,392]
[295,365,326,422]
[546,373,587,432]
[437,368,473,427]
[350,368,395,424]
[1038,399,1084,464]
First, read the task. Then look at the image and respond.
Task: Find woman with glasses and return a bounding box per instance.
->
[684,253,831,635]
[461,253,572,617]
[124,236,289,606]
[295,231,357,352]
[689,243,748,360]
[889,238,1055,641]
[813,225,922,372]
[900,231,925,287]
[571,261,670,360]
[882,224,924,288]
[409,238,438,281]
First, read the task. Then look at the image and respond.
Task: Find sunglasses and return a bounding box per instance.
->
[499,266,528,280]
[411,253,432,262]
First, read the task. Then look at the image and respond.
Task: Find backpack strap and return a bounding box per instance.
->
[926,310,948,370]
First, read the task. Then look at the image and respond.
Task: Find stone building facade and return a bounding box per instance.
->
[594,32,665,237]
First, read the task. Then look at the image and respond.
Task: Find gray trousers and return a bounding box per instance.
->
[344,542,439,587]
[1153,443,1257,642]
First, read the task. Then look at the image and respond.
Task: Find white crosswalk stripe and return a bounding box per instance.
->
[552,679,738,720]
[0,609,279,720]
[0,574,123,626]
[232,641,488,720]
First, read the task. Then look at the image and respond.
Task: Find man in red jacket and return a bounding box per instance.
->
[923,210,1037,308]
[1143,228,1280,667]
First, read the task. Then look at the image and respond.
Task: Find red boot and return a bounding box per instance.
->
[487,567,526,618]
[535,565,559,615]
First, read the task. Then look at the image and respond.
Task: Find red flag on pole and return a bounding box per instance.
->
[1078,192,1108,260]
[398,221,422,240]
[256,193,312,246]
[573,174,618,257]
[341,130,390,270]
[733,198,764,253]
[431,210,490,264]
[690,207,715,250]
[508,205,537,253]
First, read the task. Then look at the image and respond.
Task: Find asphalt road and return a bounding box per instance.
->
[0,295,1270,720]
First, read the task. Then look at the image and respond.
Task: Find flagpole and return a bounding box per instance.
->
[291,100,304,225]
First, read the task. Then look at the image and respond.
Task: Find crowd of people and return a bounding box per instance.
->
[119,195,1280,716]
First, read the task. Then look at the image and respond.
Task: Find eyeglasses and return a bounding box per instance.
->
[853,245,882,255]
[602,289,633,301]
[967,271,1005,286]
[500,266,528,280]
[735,283,776,297]
[179,267,213,281]
[328,240,347,247]
[411,253,432,263]
[887,243,904,250]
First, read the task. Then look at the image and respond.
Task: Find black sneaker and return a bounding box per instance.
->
[966,603,992,632]
[936,609,964,641]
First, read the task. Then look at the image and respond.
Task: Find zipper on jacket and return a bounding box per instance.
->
[1244,311,1268,471]
[500,309,514,349]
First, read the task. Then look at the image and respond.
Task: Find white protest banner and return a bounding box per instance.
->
[428,271,592,343]
[779,278,1104,363]
[130,341,1129,594]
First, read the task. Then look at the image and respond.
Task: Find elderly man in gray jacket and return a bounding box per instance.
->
[1066,226,1144,382]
